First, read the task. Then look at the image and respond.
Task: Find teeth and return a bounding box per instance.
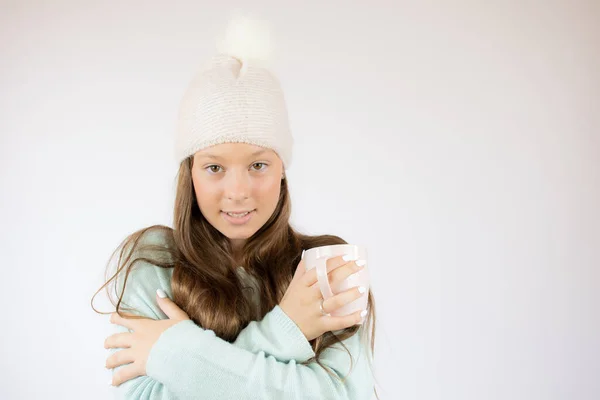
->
[226,211,250,218]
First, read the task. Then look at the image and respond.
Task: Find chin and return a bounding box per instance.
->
[219,227,257,240]
[225,233,251,239]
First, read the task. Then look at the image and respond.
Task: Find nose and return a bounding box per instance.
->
[224,169,250,201]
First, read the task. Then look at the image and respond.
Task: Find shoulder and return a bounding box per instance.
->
[129,225,175,256]
[114,225,176,319]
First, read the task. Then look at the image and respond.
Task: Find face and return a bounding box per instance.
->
[191,143,284,250]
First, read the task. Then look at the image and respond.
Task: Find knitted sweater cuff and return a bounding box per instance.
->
[268,305,316,362]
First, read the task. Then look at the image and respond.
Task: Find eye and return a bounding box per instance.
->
[205,165,222,174]
[251,162,268,171]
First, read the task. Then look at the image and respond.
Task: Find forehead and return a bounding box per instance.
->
[194,143,276,161]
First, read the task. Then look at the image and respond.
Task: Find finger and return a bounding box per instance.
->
[105,348,135,369]
[111,363,144,387]
[104,332,132,349]
[323,309,367,332]
[300,266,317,288]
[308,281,324,301]
[301,255,350,287]
[328,260,366,288]
[296,252,307,275]
[110,312,143,331]
[290,257,308,285]
[156,289,190,320]
[322,286,366,314]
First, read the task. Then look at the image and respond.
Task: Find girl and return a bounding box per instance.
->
[92,14,377,400]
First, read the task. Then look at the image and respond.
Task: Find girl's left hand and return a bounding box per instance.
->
[105,289,191,387]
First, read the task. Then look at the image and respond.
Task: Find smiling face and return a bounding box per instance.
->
[191,143,285,250]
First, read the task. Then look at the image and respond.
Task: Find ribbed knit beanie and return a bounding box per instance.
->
[173,13,294,169]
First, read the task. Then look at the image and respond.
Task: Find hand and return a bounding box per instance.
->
[279,255,367,341]
[105,290,191,387]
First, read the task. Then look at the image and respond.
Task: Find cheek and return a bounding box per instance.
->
[196,189,219,208]
[192,179,219,209]
[255,178,281,204]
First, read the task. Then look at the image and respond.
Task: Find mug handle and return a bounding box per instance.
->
[315,256,334,299]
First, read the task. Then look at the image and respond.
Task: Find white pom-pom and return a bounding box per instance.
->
[216,11,273,67]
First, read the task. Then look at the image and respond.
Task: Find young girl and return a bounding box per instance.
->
[92,14,377,400]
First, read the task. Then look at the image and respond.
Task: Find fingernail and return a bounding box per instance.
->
[108,380,113,386]
[355,259,366,267]
[360,310,367,318]
[301,249,305,259]
[343,254,358,262]
[156,289,167,298]
[358,286,366,294]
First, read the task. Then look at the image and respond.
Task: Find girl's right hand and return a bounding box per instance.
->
[279,255,368,341]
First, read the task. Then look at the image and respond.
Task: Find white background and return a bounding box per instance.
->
[1,1,599,399]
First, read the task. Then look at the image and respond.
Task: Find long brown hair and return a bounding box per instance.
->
[92,155,378,394]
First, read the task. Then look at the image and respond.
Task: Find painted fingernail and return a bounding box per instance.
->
[156,289,167,298]
[342,254,358,262]
[355,259,366,267]
[358,286,366,294]
[360,310,367,318]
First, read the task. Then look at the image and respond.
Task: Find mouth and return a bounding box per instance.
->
[222,210,254,217]
[221,209,256,225]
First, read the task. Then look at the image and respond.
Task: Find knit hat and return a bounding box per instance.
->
[173,14,294,169]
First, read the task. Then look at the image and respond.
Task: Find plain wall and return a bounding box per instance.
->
[1,1,598,399]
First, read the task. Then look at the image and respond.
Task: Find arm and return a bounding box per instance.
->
[231,301,316,363]
[109,256,373,399]
[146,317,373,400]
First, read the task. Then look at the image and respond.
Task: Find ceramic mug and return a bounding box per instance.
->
[302,244,369,317]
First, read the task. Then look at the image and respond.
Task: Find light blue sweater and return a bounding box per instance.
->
[107,230,375,399]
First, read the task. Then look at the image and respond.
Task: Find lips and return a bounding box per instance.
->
[221,210,255,225]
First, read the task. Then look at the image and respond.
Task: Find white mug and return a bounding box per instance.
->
[302,244,369,317]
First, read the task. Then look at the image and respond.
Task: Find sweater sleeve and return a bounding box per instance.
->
[145,318,374,400]
[108,250,373,399]
[231,304,316,363]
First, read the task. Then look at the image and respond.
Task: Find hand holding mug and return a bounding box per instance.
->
[279,246,370,341]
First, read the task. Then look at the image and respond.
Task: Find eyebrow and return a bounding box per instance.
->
[199,149,269,160]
